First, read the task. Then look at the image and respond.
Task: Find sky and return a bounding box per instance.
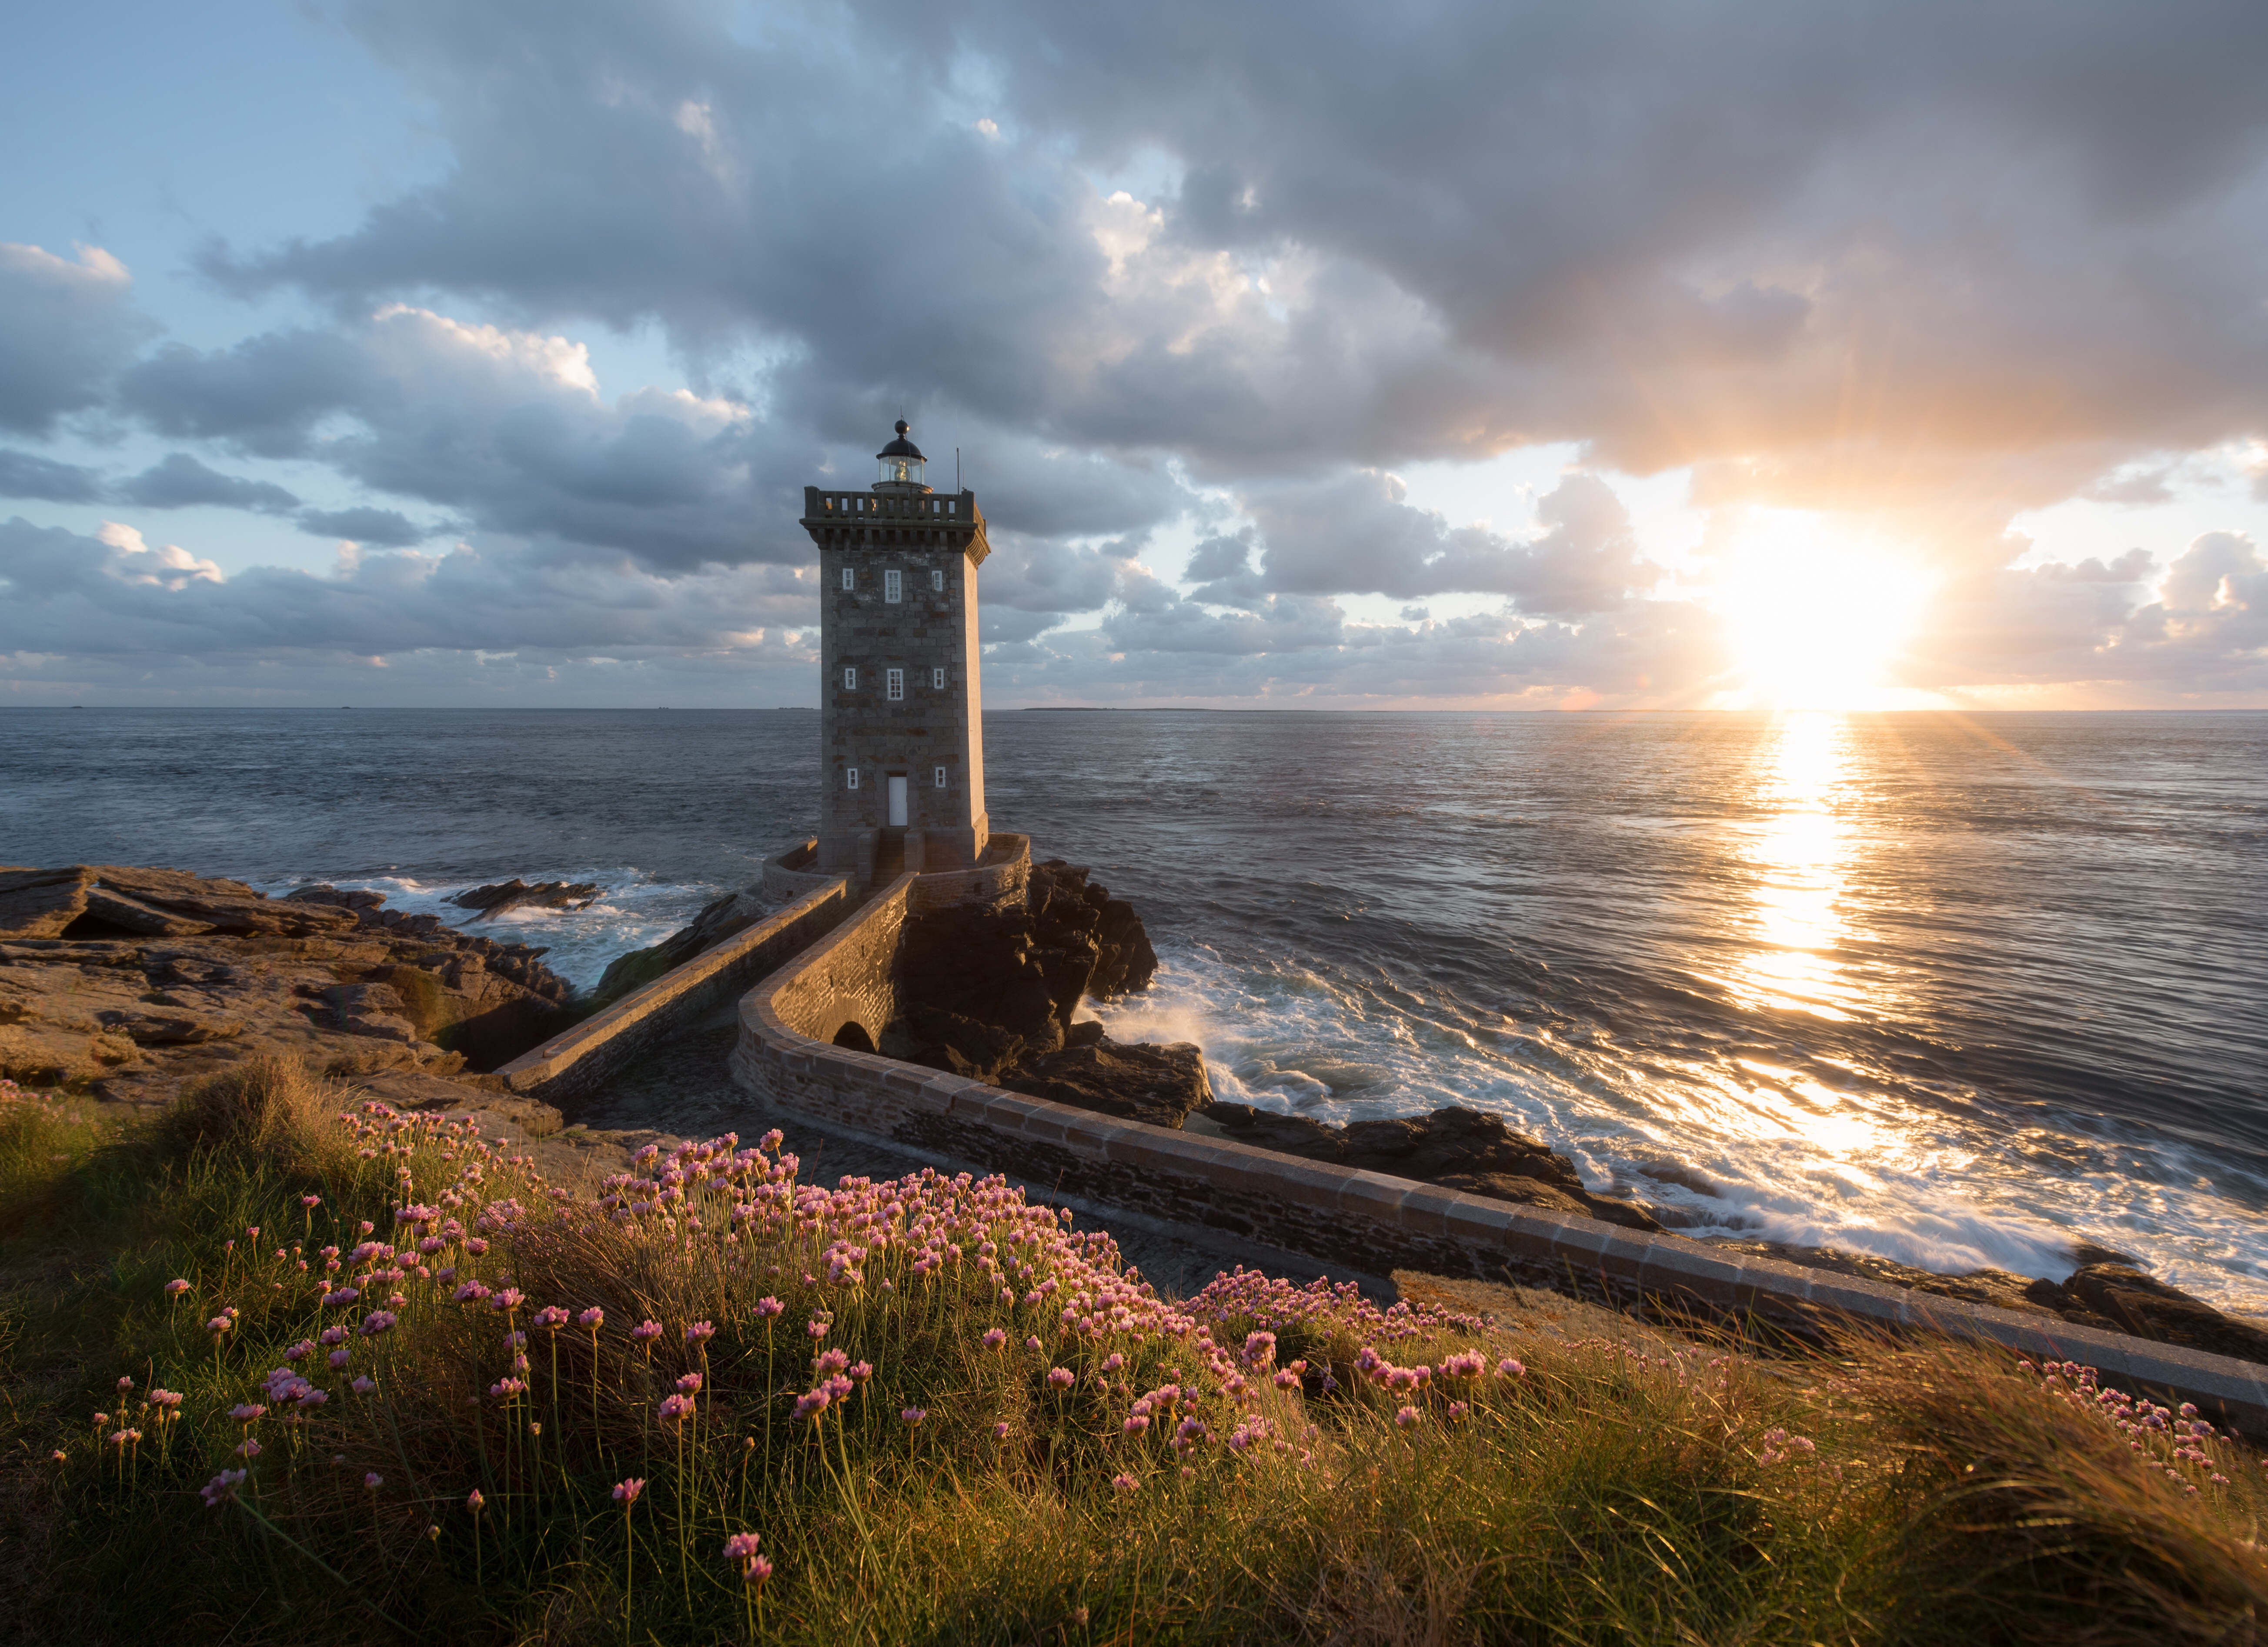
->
[3,0,2265,710]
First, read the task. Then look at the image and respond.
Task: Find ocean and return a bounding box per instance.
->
[5,707,2264,1314]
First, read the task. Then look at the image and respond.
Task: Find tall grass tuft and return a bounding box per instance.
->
[1,1070,2264,1645]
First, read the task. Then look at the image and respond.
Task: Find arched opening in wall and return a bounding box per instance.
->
[832,1021,876,1053]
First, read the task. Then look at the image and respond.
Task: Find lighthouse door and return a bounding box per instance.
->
[886,775,908,827]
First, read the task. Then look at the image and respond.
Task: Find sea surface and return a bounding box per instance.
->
[5,707,2265,1314]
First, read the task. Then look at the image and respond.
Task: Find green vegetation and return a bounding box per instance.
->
[1,1066,2263,1646]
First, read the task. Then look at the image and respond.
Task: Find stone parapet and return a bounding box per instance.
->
[496,877,848,1103]
[761,839,841,904]
[908,831,1029,914]
[729,883,2268,1437]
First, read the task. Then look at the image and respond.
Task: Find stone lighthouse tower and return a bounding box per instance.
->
[802,422,992,886]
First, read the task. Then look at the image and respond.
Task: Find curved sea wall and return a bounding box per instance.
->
[496,877,849,1103]
[731,877,2268,1435]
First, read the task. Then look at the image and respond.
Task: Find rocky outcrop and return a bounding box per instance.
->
[998,1032,1212,1130]
[2,864,363,941]
[1204,1101,1662,1231]
[887,857,1184,1123]
[589,888,771,1006]
[894,860,1158,1078]
[1704,1240,2268,1366]
[2,869,577,1103]
[448,878,602,917]
[286,885,573,1004]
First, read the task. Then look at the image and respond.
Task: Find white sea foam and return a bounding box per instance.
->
[253,867,731,992]
[1106,939,2268,1319]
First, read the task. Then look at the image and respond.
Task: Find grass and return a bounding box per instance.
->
[0,1065,2264,1646]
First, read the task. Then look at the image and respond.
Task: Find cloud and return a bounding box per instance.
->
[117,453,302,513]
[1234,470,1659,613]
[0,243,154,436]
[0,516,815,674]
[0,448,106,503]
[297,507,438,547]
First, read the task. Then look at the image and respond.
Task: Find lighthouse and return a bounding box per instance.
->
[801,422,992,887]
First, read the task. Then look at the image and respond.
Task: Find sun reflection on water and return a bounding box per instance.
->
[1728,713,1865,1023]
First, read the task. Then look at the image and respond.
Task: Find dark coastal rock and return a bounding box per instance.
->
[0,867,576,1100]
[1204,1101,1662,1232]
[997,1039,1212,1130]
[2045,1265,2268,1365]
[448,878,602,917]
[591,889,770,1005]
[1704,1242,2268,1365]
[892,856,1176,1118]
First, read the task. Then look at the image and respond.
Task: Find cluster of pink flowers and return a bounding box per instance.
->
[2018,1359,2238,1493]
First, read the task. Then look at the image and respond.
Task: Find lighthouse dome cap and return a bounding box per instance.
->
[877,419,925,461]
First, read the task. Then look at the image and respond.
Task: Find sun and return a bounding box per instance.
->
[1713,512,1933,710]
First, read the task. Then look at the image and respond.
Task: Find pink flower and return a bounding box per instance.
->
[490,1378,528,1400]
[322,1287,361,1307]
[806,1319,828,1340]
[301,1195,321,1210]
[1393,1405,1421,1429]
[685,1320,715,1344]
[200,1468,247,1507]
[229,1403,266,1422]
[1025,1336,1042,1353]
[993,1422,1011,1441]
[235,1438,262,1459]
[613,1477,645,1505]
[982,1328,1007,1350]
[1046,1367,1076,1390]
[1446,1400,1470,1422]
[1123,1415,1150,1435]
[164,1279,190,1297]
[901,1407,927,1424]
[675,1372,704,1394]
[659,1393,696,1424]
[207,1316,234,1336]
[466,1488,485,1513]
[532,1306,569,1332]
[754,1297,783,1318]
[364,1472,384,1490]
[490,1288,524,1312]
[358,1310,398,1337]
[329,1349,352,1370]
[351,1375,377,1395]
[631,1320,663,1344]
[848,1360,873,1383]
[1112,1472,1139,1494]
[815,1348,849,1377]
[723,1530,765,1581]
[1495,1357,1525,1379]
[793,1388,832,1421]
[320,1325,348,1346]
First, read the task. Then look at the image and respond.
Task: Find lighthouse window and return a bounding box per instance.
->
[931,569,945,592]
[885,668,903,700]
[842,667,856,690]
[847,768,858,790]
[935,766,947,787]
[932,667,945,690]
[840,567,854,591]
[884,569,902,602]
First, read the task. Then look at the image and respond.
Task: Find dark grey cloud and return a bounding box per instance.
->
[179,0,2268,529]
[0,448,106,503]
[1236,471,1659,613]
[0,243,155,436]
[117,453,301,513]
[297,507,436,547]
[0,516,814,666]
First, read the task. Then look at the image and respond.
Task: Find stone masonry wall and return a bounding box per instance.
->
[495,878,848,1103]
[729,879,2268,1436]
[763,874,910,1050]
